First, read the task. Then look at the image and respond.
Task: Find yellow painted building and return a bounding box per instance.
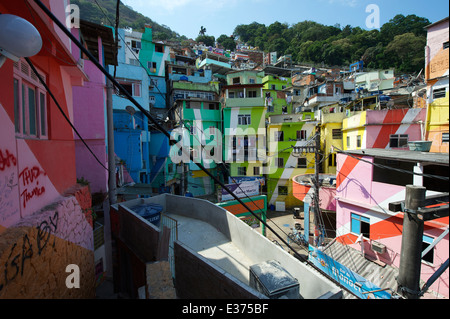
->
[425,17,449,153]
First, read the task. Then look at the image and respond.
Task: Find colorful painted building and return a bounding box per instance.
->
[335,149,449,298]
[0,0,95,298]
[424,17,449,153]
[320,105,346,175]
[262,74,291,115]
[108,26,170,184]
[172,98,222,196]
[222,70,266,181]
[342,108,427,151]
[266,113,318,210]
[71,20,116,194]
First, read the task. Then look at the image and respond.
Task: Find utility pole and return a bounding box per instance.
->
[313,125,321,247]
[397,185,426,299]
[107,78,117,205]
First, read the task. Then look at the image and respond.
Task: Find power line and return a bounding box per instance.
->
[33,0,309,263]
[24,57,110,173]
[334,146,449,181]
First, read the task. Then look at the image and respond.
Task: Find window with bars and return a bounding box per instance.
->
[13,59,48,139]
[332,129,342,140]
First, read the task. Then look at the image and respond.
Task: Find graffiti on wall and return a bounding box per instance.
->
[19,166,47,209]
[0,211,59,293]
[0,149,19,225]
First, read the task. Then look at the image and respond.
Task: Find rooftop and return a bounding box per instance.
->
[117,194,343,299]
[341,149,449,166]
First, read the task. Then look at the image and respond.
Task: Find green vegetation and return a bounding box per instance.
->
[71,0,182,41]
[73,2,431,74]
[232,14,430,73]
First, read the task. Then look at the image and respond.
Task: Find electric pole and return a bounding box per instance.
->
[313,125,321,247]
[397,185,426,299]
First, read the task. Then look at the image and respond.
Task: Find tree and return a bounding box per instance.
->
[195,35,215,47]
[385,32,426,72]
[217,34,236,51]
[199,26,207,36]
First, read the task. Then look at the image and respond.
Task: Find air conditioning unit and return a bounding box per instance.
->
[371,241,386,254]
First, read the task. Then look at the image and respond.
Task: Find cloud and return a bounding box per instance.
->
[327,0,359,7]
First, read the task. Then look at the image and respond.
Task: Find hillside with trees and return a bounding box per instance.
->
[71,0,182,41]
[72,1,430,74]
[231,14,430,73]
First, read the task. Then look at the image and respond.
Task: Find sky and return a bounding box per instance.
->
[120,0,449,40]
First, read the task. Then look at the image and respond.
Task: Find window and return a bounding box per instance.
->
[275,131,284,142]
[247,90,257,98]
[390,134,408,148]
[155,44,164,53]
[253,166,260,175]
[297,130,307,141]
[278,186,288,195]
[207,103,219,110]
[357,135,362,148]
[351,213,370,238]
[117,79,141,97]
[249,77,256,84]
[332,129,342,140]
[422,235,434,264]
[149,96,155,106]
[228,91,235,98]
[277,157,284,167]
[131,40,141,51]
[13,60,47,139]
[328,153,336,167]
[148,62,157,72]
[297,157,307,168]
[433,87,447,99]
[347,136,351,148]
[237,166,247,176]
[238,114,251,125]
[271,84,276,90]
[443,132,449,143]
[232,77,240,85]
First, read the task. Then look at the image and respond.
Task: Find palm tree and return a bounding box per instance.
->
[199,26,206,36]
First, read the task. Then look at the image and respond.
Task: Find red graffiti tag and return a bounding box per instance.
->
[18,166,47,208]
[19,166,46,186]
[0,149,17,171]
[20,185,46,208]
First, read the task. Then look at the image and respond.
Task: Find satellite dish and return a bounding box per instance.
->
[125,105,136,115]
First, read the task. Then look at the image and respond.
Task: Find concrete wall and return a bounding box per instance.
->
[174,241,266,299]
[0,185,95,298]
[163,194,342,299]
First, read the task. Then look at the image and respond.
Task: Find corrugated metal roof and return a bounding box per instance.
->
[322,240,399,299]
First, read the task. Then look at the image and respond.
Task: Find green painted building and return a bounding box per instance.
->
[262,74,292,116]
[222,70,267,180]
[266,113,318,210]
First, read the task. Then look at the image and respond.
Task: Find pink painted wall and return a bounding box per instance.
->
[336,152,449,298]
[365,108,426,149]
[72,29,109,194]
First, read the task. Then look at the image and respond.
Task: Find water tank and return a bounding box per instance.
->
[133,203,163,227]
[249,260,300,299]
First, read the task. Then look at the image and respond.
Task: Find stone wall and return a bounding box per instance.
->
[0,184,95,298]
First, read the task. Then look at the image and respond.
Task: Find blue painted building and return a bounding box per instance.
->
[109,26,170,184]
